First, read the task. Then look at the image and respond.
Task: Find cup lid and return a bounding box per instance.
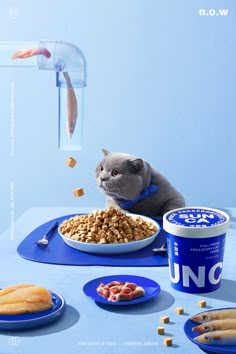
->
[163,207,230,238]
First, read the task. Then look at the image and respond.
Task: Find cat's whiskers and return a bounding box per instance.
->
[100,181,120,194]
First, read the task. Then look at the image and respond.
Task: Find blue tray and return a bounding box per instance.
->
[17,215,168,267]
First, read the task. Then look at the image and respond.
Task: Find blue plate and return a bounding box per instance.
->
[184,307,236,354]
[83,275,161,306]
[0,291,66,330]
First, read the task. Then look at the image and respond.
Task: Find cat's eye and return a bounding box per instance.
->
[100,166,104,172]
[111,170,118,177]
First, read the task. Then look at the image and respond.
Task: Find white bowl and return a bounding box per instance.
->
[58,214,160,255]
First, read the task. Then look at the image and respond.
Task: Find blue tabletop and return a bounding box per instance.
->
[0,207,236,354]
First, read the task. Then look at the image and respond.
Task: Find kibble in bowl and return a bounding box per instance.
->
[58,207,160,254]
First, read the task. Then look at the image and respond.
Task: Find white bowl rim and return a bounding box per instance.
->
[58,213,160,248]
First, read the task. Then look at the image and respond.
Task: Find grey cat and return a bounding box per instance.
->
[95,149,185,217]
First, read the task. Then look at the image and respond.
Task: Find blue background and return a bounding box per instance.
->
[0,0,235,233]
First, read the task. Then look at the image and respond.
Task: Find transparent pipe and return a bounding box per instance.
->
[0,42,38,67]
[0,41,87,151]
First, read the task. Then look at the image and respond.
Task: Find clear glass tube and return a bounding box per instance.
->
[0,41,87,151]
[0,42,38,67]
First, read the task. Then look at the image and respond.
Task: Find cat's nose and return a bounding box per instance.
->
[100,177,108,182]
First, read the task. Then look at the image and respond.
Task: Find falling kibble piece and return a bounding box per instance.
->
[73,188,84,198]
[163,337,172,347]
[160,315,169,324]
[175,307,184,315]
[198,300,207,308]
[157,326,165,335]
[66,157,77,168]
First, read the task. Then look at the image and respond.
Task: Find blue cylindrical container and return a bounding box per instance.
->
[163,207,230,293]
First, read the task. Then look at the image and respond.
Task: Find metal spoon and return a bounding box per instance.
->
[152,242,167,254]
[35,221,58,247]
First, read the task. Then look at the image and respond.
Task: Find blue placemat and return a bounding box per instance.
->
[17,214,168,267]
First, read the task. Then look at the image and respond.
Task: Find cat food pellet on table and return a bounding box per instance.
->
[198,300,207,308]
[163,337,172,346]
[73,188,84,198]
[66,157,77,168]
[160,315,169,324]
[175,307,184,315]
[59,206,157,244]
[157,326,165,335]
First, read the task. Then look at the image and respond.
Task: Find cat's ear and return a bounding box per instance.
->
[128,158,144,173]
[101,148,110,156]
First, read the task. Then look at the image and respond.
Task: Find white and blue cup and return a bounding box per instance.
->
[163,207,230,293]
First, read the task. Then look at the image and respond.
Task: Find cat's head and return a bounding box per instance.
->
[95,148,151,200]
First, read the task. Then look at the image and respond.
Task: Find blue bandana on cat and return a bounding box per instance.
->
[118,184,158,209]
